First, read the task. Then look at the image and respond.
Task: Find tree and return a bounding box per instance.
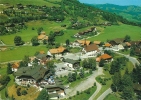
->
[31,36,39,46]
[21,90,27,95]
[99,59,105,67]
[14,36,24,46]
[66,39,70,46]
[122,86,135,100]
[37,27,43,35]
[36,89,48,100]
[112,72,121,91]
[7,63,13,74]
[124,35,131,42]
[79,69,84,78]
[68,73,73,82]
[5,88,8,98]
[48,31,55,45]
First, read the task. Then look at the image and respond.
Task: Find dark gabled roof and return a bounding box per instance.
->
[14,65,48,81]
[84,44,99,52]
[110,38,124,44]
[64,58,79,64]
[130,41,141,46]
[36,53,47,60]
[45,85,64,90]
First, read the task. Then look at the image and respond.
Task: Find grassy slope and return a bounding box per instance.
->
[89,24,141,42]
[0,46,48,63]
[104,94,121,100]
[0,0,60,7]
[94,61,134,100]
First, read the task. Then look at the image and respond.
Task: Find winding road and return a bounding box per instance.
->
[63,67,103,99]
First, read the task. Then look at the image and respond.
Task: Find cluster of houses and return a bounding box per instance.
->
[10,37,141,99]
[74,27,97,38]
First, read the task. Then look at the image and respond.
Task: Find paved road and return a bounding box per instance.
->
[97,88,112,100]
[88,80,102,100]
[63,67,103,99]
[114,52,140,66]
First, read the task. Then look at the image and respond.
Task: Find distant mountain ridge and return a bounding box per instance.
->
[87,3,141,23]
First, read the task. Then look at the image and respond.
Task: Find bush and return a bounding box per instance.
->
[94,82,96,86]
[77,91,79,95]
[21,90,27,95]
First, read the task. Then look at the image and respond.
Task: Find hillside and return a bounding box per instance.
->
[89,4,141,23]
[0,0,138,36]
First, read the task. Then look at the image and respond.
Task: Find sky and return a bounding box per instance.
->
[79,0,141,6]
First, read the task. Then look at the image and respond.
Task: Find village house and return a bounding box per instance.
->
[44,85,65,99]
[14,65,49,86]
[38,32,48,43]
[96,53,113,62]
[47,46,66,58]
[12,62,19,72]
[94,41,101,46]
[109,38,125,46]
[104,43,112,48]
[64,58,80,69]
[130,40,141,48]
[72,40,91,47]
[82,43,100,56]
[36,51,47,65]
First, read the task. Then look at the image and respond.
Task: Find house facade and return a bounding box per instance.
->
[82,44,100,56]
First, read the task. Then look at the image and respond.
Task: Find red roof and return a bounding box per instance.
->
[96,54,112,62]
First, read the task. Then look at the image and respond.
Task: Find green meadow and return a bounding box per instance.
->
[89,24,141,42]
[0,0,60,6]
[0,46,47,63]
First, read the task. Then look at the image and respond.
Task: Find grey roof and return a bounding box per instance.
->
[64,58,79,64]
[36,53,47,60]
[45,85,64,90]
[62,53,80,60]
[14,65,48,81]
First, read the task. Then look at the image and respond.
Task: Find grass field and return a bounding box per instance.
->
[104,93,121,100]
[89,24,141,42]
[0,0,59,7]
[0,46,47,63]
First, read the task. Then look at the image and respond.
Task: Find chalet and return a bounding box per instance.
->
[45,85,65,98]
[135,48,141,55]
[73,40,90,47]
[96,54,112,62]
[12,62,19,72]
[38,32,48,43]
[104,43,112,48]
[130,41,141,48]
[36,51,47,65]
[64,58,80,69]
[14,65,49,86]
[94,41,101,45]
[109,38,125,46]
[112,44,124,51]
[125,42,131,47]
[82,44,100,56]
[47,46,66,57]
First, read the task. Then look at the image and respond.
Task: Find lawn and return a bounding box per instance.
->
[0,46,48,63]
[104,93,121,100]
[89,24,141,42]
[8,84,40,100]
[63,86,97,100]
[0,20,66,45]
